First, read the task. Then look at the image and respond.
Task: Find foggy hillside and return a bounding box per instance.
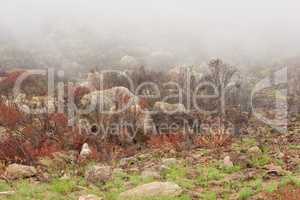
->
[0,0,300,72]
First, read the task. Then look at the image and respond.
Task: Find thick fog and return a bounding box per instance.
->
[1,0,300,71]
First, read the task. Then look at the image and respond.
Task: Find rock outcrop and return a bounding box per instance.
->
[119,182,182,199]
[85,164,112,184]
[5,164,37,179]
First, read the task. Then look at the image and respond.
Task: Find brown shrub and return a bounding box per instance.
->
[72,86,91,105]
[147,133,187,150]
[0,103,24,128]
[0,70,47,96]
[194,131,232,149]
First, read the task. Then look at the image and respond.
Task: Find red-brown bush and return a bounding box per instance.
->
[0,103,24,128]
[139,97,149,110]
[194,131,232,149]
[0,128,62,164]
[72,86,91,105]
[147,133,187,150]
[0,70,47,96]
[49,113,68,129]
[0,71,25,90]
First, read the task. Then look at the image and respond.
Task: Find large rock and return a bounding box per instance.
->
[80,143,92,159]
[85,164,111,184]
[119,157,138,168]
[79,194,103,200]
[159,158,178,174]
[52,151,77,165]
[141,169,161,179]
[154,102,186,113]
[161,158,178,167]
[247,146,262,155]
[223,156,234,167]
[234,155,252,168]
[119,182,182,199]
[264,164,287,177]
[38,151,78,171]
[80,87,139,112]
[5,164,37,179]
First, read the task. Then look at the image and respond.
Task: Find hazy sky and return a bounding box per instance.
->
[1,0,300,67]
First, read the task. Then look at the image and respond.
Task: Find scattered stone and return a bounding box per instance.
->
[264,164,287,177]
[161,158,178,167]
[37,157,55,169]
[112,168,124,176]
[127,167,139,174]
[141,169,161,179]
[225,172,244,181]
[119,157,138,168]
[79,194,103,200]
[37,151,77,172]
[119,182,182,199]
[137,153,151,161]
[186,168,198,179]
[80,143,92,159]
[234,155,252,168]
[60,174,71,180]
[5,164,37,180]
[85,164,111,184]
[248,146,262,155]
[277,152,285,159]
[0,191,15,196]
[36,172,51,182]
[189,187,204,199]
[169,149,177,155]
[242,169,258,181]
[52,151,77,165]
[159,165,169,174]
[0,126,7,139]
[67,150,79,162]
[186,156,195,164]
[223,156,233,167]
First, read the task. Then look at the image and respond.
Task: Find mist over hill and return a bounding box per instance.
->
[0,0,300,73]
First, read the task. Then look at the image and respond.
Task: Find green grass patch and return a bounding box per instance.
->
[279,175,300,187]
[202,191,217,200]
[130,174,155,187]
[238,187,254,200]
[50,179,77,194]
[196,166,225,187]
[3,180,54,200]
[251,154,271,167]
[0,181,11,191]
[221,165,241,174]
[165,165,195,189]
[264,181,278,193]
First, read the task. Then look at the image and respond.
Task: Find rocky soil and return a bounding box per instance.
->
[0,128,299,200]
